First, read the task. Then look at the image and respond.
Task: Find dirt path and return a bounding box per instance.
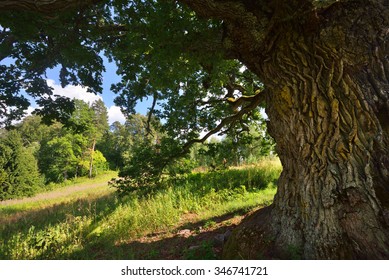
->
[0,181,110,207]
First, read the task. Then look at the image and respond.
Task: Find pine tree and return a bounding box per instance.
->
[0,130,43,200]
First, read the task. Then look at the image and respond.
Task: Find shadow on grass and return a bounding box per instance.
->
[1,190,267,260]
[67,208,255,260]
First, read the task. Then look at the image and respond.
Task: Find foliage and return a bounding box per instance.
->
[67,99,97,135]
[111,136,177,196]
[2,100,108,191]
[0,2,111,126]
[0,130,43,200]
[91,99,110,138]
[97,114,161,170]
[79,150,108,177]
[1,0,387,260]
[36,99,109,183]
[192,112,275,169]
[16,115,60,145]
[38,134,80,182]
[0,0,268,176]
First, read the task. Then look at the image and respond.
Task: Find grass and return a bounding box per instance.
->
[0,171,118,215]
[0,159,282,260]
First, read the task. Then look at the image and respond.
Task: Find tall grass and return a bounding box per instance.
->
[0,159,282,259]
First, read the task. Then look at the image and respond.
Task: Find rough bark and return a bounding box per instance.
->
[196,0,389,259]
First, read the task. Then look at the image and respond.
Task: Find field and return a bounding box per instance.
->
[0,159,282,260]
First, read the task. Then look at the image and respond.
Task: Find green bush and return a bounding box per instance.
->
[170,161,281,195]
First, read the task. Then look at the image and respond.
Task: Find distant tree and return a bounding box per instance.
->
[89,99,109,177]
[91,99,109,135]
[16,115,51,145]
[193,111,275,168]
[37,109,108,182]
[223,112,276,165]
[0,130,43,200]
[67,99,96,135]
[97,121,126,170]
[98,114,161,170]
[79,149,108,177]
[64,99,108,178]
[38,134,80,182]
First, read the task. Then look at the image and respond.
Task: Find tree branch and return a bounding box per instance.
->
[0,32,16,61]
[181,88,265,153]
[0,0,102,13]
[146,93,158,136]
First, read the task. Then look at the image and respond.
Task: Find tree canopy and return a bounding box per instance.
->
[0,0,272,181]
[0,0,264,147]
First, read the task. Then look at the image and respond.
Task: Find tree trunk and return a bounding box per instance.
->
[224,2,389,259]
[89,138,96,178]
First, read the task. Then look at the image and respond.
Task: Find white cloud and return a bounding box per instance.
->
[46,79,102,104]
[46,79,126,125]
[25,106,35,116]
[3,106,35,126]
[107,106,126,125]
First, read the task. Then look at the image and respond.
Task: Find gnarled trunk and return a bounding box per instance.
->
[224,2,389,259]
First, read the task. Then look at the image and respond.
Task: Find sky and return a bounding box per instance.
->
[1,55,139,125]
[25,56,152,125]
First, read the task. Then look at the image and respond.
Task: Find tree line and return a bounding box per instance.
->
[0,99,109,200]
[0,100,274,201]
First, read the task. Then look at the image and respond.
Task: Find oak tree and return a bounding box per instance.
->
[1,0,388,259]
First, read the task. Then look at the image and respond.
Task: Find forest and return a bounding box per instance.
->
[0,98,275,201]
[1,0,388,260]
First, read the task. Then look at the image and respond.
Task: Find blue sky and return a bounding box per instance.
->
[32,56,152,125]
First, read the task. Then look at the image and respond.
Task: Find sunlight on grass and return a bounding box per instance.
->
[0,171,117,214]
[0,161,282,260]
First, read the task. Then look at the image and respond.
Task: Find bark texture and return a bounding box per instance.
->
[191,0,389,259]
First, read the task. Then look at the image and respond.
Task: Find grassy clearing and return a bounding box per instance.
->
[0,171,118,213]
[0,159,282,260]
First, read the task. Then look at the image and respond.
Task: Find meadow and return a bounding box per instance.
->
[0,159,282,260]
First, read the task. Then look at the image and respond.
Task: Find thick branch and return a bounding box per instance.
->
[182,89,265,152]
[146,93,158,136]
[0,32,16,61]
